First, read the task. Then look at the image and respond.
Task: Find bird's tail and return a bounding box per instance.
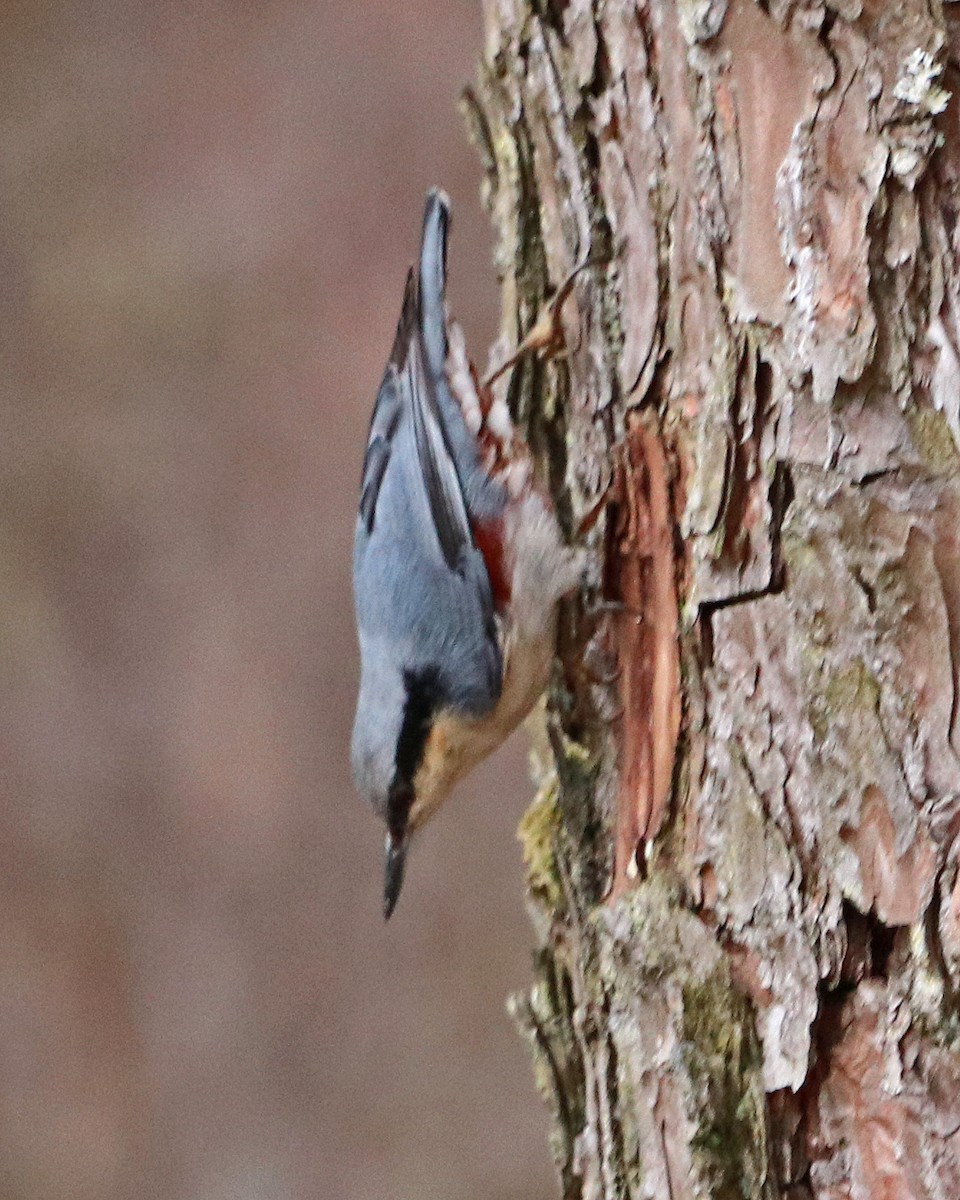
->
[418,187,451,379]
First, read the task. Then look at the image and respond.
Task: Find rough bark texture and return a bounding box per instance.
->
[467,1,960,1197]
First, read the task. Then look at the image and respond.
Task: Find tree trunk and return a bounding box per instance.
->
[466,2,960,1197]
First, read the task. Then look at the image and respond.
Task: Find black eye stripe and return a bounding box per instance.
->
[387,666,442,834]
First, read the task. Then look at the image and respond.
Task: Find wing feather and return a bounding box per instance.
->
[402,340,472,571]
[359,259,473,573]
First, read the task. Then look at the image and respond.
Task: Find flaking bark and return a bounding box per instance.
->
[467,1,960,1197]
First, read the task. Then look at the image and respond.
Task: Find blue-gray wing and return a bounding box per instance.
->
[357,267,473,576]
[354,197,503,720]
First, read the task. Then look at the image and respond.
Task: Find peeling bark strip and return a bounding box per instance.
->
[607,414,681,895]
[475,0,960,1196]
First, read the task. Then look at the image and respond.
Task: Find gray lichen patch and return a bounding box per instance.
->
[601,875,723,988]
[893,45,950,116]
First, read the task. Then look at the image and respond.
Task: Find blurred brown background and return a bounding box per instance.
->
[0,3,553,1198]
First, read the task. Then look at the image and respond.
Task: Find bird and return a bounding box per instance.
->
[351,189,584,918]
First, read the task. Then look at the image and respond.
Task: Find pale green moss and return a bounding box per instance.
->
[823,657,881,716]
[682,972,772,1200]
[517,785,563,908]
[807,657,881,743]
[908,405,959,475]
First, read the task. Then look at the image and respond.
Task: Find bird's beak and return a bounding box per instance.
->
[383,830,408,920]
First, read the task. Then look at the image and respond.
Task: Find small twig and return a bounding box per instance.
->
[482,253,612,387]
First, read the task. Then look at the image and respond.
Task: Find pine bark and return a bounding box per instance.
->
[466,2,960,1197]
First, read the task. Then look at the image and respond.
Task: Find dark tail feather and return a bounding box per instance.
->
[389,267,418,368]
[412,187,504,523]
[418,188,450,377]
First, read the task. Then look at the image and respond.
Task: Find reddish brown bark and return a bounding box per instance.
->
[607,415,681,895]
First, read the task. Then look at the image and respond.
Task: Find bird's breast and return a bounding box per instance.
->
[407,615,557,831]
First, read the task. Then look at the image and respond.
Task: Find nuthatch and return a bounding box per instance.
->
[351,189,583,918]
